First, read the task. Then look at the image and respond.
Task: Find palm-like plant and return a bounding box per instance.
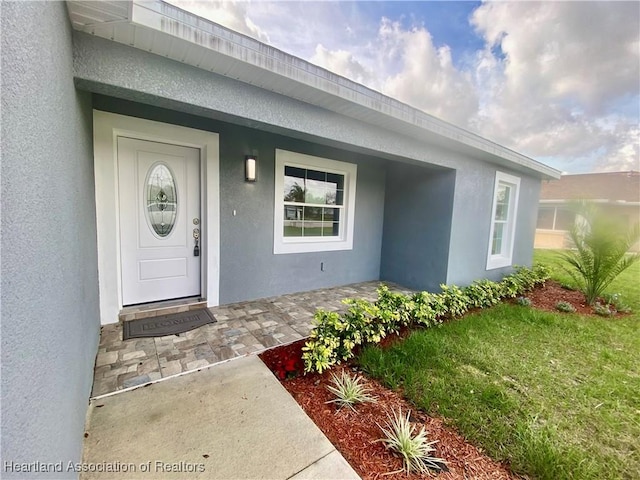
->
[559,203,639,305]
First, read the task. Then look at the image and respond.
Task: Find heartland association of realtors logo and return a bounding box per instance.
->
[3,461,206,473]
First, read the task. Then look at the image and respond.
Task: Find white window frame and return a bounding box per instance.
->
[486,171,520,270]
[274,149,357,254]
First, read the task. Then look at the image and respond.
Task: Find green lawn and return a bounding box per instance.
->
[358,250,640,479]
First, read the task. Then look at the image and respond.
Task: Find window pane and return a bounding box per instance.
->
[492,222,504,255]
[305,185,326,204]
[537,208,554,229]
[146,163,177,237]
[304,206,323,221]
[279,159,353,245]
[302,223,323,237]
[322,222,340,236]
[284,166,305,202]
[284,221,302,237]
[495,184,510,221]
[284,205,302,221]
[555,208,575,230]
[323,208,340,222]
[326,173,344,205]
[306,169,326,182]
[326,173,344,190]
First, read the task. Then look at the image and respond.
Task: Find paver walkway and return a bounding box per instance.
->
[92,281,410,397]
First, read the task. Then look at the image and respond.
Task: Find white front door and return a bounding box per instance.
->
[118,137,201,305]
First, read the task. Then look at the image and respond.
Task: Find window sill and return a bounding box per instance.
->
[486,256,513,270]
[274,237,353,254]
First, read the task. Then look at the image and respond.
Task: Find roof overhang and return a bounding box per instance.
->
[66,0,561,179]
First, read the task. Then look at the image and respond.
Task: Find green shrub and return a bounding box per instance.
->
[602,293,632,314]
[593,302,614,317]
[516,296,532,307]
[302,265,550,373]
[555,301,576,313]
[439,284,470,317]
[301,311,345,373]
[375,285,410,328]
[465,279,503,308]
[412,291,447,324]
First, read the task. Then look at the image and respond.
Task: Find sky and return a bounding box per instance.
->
[166,1,640,174]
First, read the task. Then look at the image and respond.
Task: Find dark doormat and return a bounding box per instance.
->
[123,309,216,340]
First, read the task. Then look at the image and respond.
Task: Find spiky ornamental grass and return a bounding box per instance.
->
[326,370,376,411]
[377,408,446,475]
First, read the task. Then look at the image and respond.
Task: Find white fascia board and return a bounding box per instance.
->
[67,0,561,179]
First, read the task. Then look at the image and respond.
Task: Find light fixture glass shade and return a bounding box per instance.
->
[245,156,257,182]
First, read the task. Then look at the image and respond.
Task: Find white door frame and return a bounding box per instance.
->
[93,110,220,325]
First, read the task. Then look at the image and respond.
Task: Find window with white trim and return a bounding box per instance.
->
[486,171,520,269]
[274,149,357,254]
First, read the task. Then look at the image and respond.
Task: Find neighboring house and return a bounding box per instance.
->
[1,1,560,475]
[535,171,640,250]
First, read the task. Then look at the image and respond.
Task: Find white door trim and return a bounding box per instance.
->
[93,110,220,325]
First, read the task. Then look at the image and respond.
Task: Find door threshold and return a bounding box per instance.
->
[119,296,206,322]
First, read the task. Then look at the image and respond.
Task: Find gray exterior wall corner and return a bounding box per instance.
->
[380,165,455,292]
[1,2,100,475]
[446,165,542,286]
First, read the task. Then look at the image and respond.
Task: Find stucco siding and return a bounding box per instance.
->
[1,2,100,476]
[217,127,387,303]
[92,97,386,304]
[380,165,455,291]
[447,165,541,285]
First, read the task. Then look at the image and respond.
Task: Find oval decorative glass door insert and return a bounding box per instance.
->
[145,163,177,237]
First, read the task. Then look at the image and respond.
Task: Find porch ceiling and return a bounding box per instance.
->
[66,0,561,179]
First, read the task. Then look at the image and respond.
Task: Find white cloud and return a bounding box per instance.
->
[310,45,376,86]
[378,18,478,128]
[306,17,479,127]
[470,1,640,172]
[165,1,639,174]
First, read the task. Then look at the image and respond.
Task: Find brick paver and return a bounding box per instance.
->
[91,281,410,397]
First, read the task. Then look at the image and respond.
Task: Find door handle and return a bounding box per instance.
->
[193,228,200,256]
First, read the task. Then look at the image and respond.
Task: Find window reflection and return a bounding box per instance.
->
[282,166,345,238]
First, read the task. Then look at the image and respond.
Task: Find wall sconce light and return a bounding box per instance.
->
[245,155,257,182]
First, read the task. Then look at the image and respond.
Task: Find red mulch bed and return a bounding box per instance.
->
[521,280,598,315]
[258,281,615,479]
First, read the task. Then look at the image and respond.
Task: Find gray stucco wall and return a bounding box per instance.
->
[380,165,455,291]
[1,2,100,477]
[446,164,541,286]
[93,96,386,303]
[79,28,544,297]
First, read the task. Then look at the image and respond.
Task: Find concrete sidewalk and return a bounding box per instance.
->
[82,356,360,479]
